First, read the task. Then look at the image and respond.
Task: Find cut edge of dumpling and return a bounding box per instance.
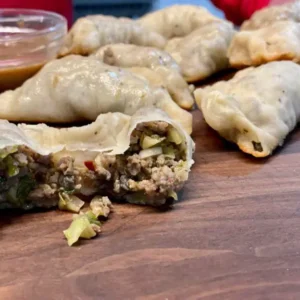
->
[0,107,195,209]
[195,90,279,158]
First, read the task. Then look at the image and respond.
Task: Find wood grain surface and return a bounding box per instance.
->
[1,109,300,300]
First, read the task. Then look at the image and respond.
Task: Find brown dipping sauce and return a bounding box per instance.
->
[0,62,45,92]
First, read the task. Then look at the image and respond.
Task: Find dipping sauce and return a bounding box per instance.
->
[0,9,67,91]
[0,62,44,92]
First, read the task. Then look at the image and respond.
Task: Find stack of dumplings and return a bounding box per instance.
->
[2,1,300,233]
[194,0,300,157]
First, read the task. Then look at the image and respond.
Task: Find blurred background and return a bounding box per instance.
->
[73,0,224,20]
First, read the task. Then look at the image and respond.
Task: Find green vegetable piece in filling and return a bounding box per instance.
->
[58,192,84,213]
[140,134,165,149]
[0,146,18,159]
[126,192,148,205]
[5,175,35,207]
[174,161,188,182]
[5,156,19,177]
[139,147,163,158]
[16,175,36,204]
[168,190,178,201]
[6,186,18,204]
[85,210,102,226]
[167,127,183,145]
[163,146,176,159]
[63,214,99,246]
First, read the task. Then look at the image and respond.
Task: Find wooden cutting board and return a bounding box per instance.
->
[1,109,300,300]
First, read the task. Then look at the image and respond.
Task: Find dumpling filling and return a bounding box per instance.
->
[0,121,189,209]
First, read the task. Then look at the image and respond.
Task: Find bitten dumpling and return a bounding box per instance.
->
[165,22,235,82]
[0,108,195,209]
[93,44,194,109]
[194,61,300,157]
[59,15,166,56]
[241,1,300,30]
[138,5,220,39]
[0,55,193,134]
[228,21,300,68]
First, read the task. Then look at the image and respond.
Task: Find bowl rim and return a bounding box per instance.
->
[0,8,67,42]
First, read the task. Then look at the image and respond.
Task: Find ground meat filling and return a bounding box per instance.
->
[0,147,80,209]
[94,121,188,205]
[0,122,188,208]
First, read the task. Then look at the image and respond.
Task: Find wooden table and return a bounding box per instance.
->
[1,109,300,300]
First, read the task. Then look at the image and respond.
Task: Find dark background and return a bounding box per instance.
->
[73,0,224,20]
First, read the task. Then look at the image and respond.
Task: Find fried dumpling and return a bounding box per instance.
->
[194,61,300,157]
[165,22,235,82]
[0,55,192,134]
[228,21,300,68]
[138,5,220,39]
[59,15,166,56]
[0,108,194,209]
[93,44,194,109]
[241,1,300,30]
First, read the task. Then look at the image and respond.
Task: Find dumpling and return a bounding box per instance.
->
[122,67,195,111]
[94,43,180,71]
[0,55,193,134]
[93,44,194,109]
[194,61,300,157]
[0,108,194,209]
[59,15,166,56]
[228,21,300,68]
[165,22,235,82]
[241,1,300,30]
[138,5,220,39]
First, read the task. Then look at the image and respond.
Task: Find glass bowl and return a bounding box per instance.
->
[0,9,67,91]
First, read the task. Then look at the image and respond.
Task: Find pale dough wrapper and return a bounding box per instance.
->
[0,55,192,134]
[59,15,166,56]
[165,22,235,82]
[241,1,300,31]
[2,108,194,166]
[93,44,194,109]
[194,61,300,157]
[138,5,220,39]
[228,21,300,68]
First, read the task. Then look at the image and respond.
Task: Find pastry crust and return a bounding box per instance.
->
[0,55,193,134]
[241,1,300,30]
[228,21,300,68]
[194,61,300,157]
[165,22,235,82]
[138,5,220,39]
[93,44,194,109]
[59,15,166,56]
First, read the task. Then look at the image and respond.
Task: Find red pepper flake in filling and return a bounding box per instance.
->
[84,161,95,171]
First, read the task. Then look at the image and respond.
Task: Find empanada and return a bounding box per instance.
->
[194,61,300,157]
[165,22,235,82]
[228,21,300,68]
[93,44,194,109]
[0,108,194,209]
[241,1,300,30]
[59,15,166,56]
[138,5,220,39]
[0,55,192,134]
